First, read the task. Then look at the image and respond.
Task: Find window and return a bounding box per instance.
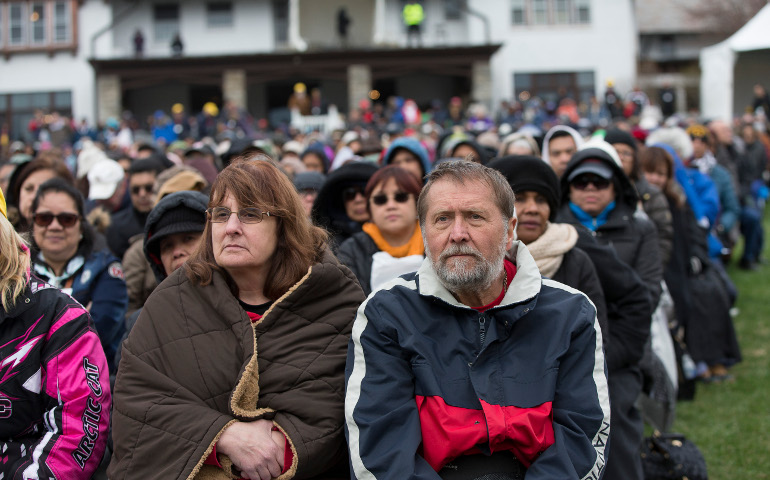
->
[514,71,595,104]
[0,91,73,141]
[30,3,47,45]
[574,0,590,23]
[510,0,591,26]
[444,0,464,21]
[532,0,548,25]
[207,2,233,27]
[554,0,569,24]
[511,0,526,25]
[1,1,76,52]
[154,3,179,43]
[9,3,26,46]
[54,1,70,43]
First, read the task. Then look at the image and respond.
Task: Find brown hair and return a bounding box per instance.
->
[185,159,328,300]
[638,146,685,208]
[364,165,422,215]
[10,157,74,205]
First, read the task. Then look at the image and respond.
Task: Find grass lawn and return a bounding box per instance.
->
[672,214,770,479]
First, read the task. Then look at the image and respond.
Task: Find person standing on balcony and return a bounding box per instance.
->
[337,7,351,48]
[133,29,144,57]
[403,1,424,47]
[171,33,184,57]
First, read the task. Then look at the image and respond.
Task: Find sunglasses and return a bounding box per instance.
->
[131,184,154,195]
[343,186,365,202]
[370,192,411,206]
[207,206,274,224]
[33,212,80,228]
[571,175,612,191]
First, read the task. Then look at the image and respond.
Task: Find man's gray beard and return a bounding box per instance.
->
[428,239,507,296]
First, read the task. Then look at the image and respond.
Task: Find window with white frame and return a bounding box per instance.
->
[1,1,76,51]
[511,0,526,25]
[154,3,180,43]
[207,2,233,28]
[9,3,26,46]
[510,0,592,26]
[54,1,71,43]
[30,2,47,45]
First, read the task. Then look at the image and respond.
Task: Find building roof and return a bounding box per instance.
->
[635,0,710,34]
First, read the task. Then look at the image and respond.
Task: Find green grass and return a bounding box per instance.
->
[671,213,770,479]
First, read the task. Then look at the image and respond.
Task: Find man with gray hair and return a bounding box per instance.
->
[345,161,610,479]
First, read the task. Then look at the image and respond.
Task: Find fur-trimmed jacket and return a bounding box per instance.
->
[108,250,365,480]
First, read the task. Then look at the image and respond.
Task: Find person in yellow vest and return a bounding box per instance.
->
[403,1,424,47]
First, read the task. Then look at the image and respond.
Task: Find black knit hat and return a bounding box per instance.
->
[487,155,560,221]
[604,128,636,152]
[144,191,208,275]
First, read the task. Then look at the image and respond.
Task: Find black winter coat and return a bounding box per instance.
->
[635,177,673,266]
[336,231,379,295]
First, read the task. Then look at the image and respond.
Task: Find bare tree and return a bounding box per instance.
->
[676,0,767,35]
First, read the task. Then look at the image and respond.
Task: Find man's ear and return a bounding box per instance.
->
[506,217,517,249]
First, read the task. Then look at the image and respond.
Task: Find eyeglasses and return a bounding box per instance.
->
[571,175,612,191]
[371,192,411,206]
[207,206,274,224]
[33,212,80,228]
[342,186,365,202]
[131,184,154,195]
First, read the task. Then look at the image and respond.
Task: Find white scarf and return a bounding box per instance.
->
[522,223,578,278]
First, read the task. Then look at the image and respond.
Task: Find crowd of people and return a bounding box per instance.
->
[1,86,768,479]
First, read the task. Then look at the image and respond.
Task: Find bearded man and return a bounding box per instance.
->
[345,160,611,480]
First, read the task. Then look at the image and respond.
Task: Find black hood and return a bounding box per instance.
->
[311,161,378,243]
[560,147,638,208]
[143,190,209,283]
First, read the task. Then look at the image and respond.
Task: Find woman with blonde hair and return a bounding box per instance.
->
[110,159,365,480]
[0,187,111,479]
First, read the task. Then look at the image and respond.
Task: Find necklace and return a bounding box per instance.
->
[502,269,508,294]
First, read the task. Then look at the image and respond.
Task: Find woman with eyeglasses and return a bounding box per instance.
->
[556,146,663,480]
[109,160,365,480]
[28,178,128,374]
[337,165,424,295]
[0,187,112,480]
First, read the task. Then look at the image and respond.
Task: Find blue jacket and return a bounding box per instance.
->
[33,250,128,373]
[345,242,610,479]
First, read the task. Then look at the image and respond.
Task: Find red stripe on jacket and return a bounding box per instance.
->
[415,395,554,471]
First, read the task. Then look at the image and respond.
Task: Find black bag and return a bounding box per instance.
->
[640,432,708,480]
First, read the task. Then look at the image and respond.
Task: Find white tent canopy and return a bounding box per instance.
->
[700,4,770,120]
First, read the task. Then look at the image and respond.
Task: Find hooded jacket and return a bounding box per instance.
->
[541,125,584,167]
[312,161,378,250]
[346,242,610,479]
[109,250,365,480]
[557,147,662,308]
[382,137,431,178]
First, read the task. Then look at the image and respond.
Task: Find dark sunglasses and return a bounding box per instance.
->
[343,186,365,202]
[371,192,411,206]
[131,184,154,195]
[571,175,612,191]
[33,212,80,228]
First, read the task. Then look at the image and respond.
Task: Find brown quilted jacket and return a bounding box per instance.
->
[108,250,365,480]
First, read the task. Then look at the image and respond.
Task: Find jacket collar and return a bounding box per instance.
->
[416,240,541,310]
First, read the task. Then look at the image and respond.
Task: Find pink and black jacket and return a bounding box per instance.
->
[345,242,610,479]
[0,274,111,479]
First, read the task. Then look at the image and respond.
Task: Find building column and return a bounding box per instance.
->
[373,0,386,45]
[96,74,121,123]
[288,0,307,51]
[471,60,492,109]
[223,69,247,110]
[348,64,372,114]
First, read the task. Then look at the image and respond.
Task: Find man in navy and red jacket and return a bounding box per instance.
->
[345,160,610,479]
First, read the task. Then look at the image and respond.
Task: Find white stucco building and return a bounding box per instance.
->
[1,0,639,141]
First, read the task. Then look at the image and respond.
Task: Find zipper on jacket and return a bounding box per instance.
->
[478,315,487,349]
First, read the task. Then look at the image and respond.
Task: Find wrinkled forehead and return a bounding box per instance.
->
[425,177,498,214]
